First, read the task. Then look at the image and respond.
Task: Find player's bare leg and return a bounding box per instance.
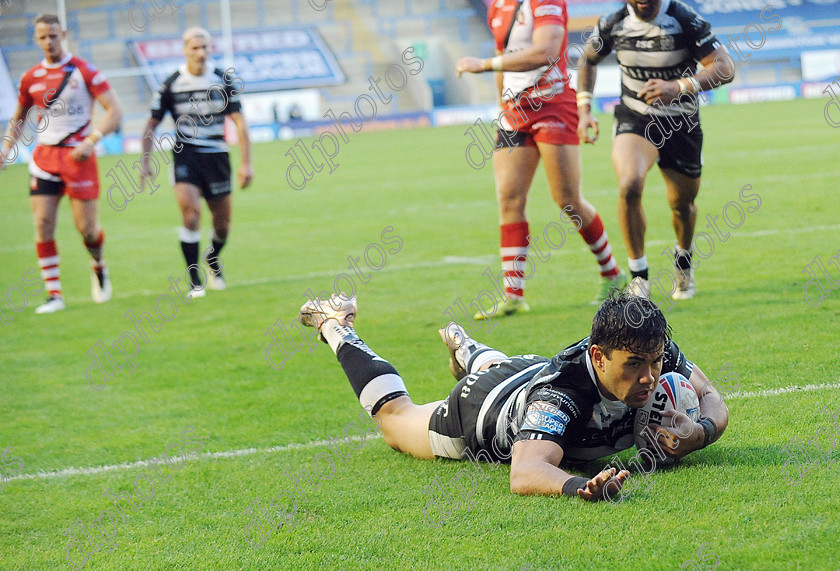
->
[299,297,506,460]
[661,168,700,300]
[612,133,658,296]
[474,143,539,320]
[538,142,626,303]
[30,193,65,313]
[204,194,231,290]
[70,198,110,303]
[174,182,205,297]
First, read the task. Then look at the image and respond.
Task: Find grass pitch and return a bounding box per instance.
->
[1,97,839,570]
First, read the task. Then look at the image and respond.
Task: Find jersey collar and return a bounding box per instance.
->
[41,52,73,69]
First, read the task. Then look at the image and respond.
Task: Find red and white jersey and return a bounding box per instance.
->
[488,0,574,104]
[17,53,111,147]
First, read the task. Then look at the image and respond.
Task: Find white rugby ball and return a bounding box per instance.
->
[634,372,700,460]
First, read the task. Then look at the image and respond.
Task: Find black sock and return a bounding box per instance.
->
[206,237,225,275]
[180,241,201,287]
[335,338,408,415]
[675,248,692,271]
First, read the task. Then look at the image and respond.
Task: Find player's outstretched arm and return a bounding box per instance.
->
[456,24,564,76]
[510,439,629,501]
[652,365,729,459]
[229,111,253,189]
[72,89,123,162]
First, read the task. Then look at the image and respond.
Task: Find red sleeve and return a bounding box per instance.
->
[73,57,111,99]
[532,0,567,29]
[17,71,34,108]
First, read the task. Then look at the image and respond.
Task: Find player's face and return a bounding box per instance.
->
[591,345,664,408]
[627,0,661,21]
[35,23,65,63]
[184,36,210,74]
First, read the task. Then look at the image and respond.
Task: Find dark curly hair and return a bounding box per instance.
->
[589,290,671,357]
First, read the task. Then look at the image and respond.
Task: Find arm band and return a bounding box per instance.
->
[576,91,593,107]
[561,476,589,497]
[699,417,718,448]
[490,56,504,72]
[688,76,702,93]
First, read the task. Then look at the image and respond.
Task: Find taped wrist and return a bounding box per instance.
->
[561,476,589,497]
[699,417,718,448]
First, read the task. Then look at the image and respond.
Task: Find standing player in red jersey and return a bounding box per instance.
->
[456,0,627,318]
[0,14,123,314]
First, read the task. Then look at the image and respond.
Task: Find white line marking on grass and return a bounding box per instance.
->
[8,382,840,483]
[7,434,383,483]
[725,382,840,400]
[37,223,840,304]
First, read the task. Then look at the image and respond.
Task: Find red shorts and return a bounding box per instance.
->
[29,145,100,200]
[496,98,579,147]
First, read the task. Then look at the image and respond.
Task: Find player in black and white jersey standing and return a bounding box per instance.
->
[296,290,729,500]
[140,27,253,297]
[576,0,734,300]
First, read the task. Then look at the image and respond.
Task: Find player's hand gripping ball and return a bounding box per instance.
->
[634,372,700,466]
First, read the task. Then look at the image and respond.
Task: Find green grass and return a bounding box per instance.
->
[1,98,839,570]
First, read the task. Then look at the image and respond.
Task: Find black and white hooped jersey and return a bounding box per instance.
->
[590,0,721,118]
[150,65,242,152]
[475,337,694,462]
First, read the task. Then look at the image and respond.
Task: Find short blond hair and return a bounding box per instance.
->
[183,27,211,45]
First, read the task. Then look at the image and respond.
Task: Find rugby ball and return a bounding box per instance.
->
[634,372,700,463]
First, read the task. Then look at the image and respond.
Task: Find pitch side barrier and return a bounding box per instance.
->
[107,68,245,212]
[642,4,783,147]
[62,427,203,570]
[241,408,380,548]
[462,26,601,170]
[263,225,403,371]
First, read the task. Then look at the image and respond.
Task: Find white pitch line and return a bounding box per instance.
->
[6,433,382,483]
[27,222,840,304]
[7,382,840,483]
[724,382,840,400]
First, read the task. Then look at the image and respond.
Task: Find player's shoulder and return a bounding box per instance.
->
[599,4,628,32]
[666,0,709,26]
[20,61,46,83]
[159,69,183,91]
[69,56,94,71]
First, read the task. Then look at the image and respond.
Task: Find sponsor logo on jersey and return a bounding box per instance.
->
[534,5,563,17]
[92,73,106,86]
[522,402,570,436]
[33,68,47,77]
[29,82,47,93]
